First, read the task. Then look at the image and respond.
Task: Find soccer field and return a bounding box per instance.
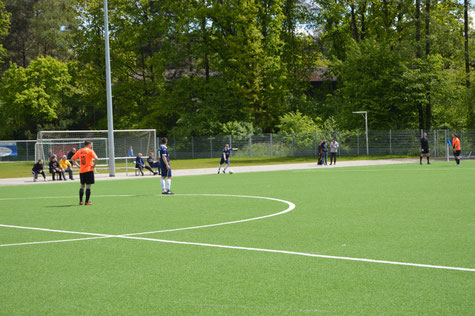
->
[1,161,474,314]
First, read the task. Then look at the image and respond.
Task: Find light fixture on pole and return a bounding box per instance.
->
[353,111,369,155]
[104,0,115,176]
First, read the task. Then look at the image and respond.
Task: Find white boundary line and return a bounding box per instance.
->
[1,194,474,272]
[119,235,475,272]
[0,236,109,247]
[125,194,295,236]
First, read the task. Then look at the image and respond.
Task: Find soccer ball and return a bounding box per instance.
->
[228,170,233,174]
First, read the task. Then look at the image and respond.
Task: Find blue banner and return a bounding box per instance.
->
[0,142,18,157]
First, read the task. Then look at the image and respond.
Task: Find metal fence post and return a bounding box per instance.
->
[292,134,294,156]
[357,131,360,156]
[433,130,437,157]
[229,135,232,149]
[249,135,252,157]
[191,136,194,159]
[445,130,449,161]
[26,141,29,161]
[314,131,317,156]
[173,137,176,158]
[389,130,392,155]
[210,137,213,158]
[338,131,341,155]
[270,133,273,157]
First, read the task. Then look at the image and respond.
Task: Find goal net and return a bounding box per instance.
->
[35,129,156,161]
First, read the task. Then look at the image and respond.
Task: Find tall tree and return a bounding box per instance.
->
[0,0,10,64]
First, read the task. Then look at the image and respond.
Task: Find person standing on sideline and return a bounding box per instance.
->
[329,139,339,165]
[59,155,74,180]
[128,146,134,157]
[320,138,328,166]
[32,159,47,182]
[452,132,461,166]
[72,141,98,205]
[159,137,174,194]
[420,133,430,165]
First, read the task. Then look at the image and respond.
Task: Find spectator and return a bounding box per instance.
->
[32,159,47,182]
[67,148,77,165]
[330,139,339,165]
[59,155,74,180]
[320,138,328,166]
[128,146,134,157]
[147,152,161,175]
[49,156,63,181]
[136,153,157,176]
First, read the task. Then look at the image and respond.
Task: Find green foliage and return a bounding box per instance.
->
[220,121,260,136]
[0,0,10,63]
[277,111,319,134]
[0,57,72,138]
[0,0,473,137]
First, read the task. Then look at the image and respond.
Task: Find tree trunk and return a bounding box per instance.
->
[350,2,359,42]
[425,0,430,57]
[424,0,431,130]
[464,0,470,88]
[360,1,367,40]
[415,0,421,58]
[415,0,424,128]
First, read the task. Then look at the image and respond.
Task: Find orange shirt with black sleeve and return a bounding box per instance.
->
[452,137,461,151]
[72,148,97,173]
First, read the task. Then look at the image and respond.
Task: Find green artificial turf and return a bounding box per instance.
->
[0,155,411,178]
[1,161,474,314]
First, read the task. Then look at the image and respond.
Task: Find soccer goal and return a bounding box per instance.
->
[35,129,157,161]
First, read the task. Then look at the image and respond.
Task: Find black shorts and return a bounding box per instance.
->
[220,157,229,165]
[421,148,430,154]
[454,150,461,156]
[80,171,95,185]
[160,166,172,177]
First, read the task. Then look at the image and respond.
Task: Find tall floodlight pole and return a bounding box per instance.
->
[104,0,115,176]
[353,111,369,155]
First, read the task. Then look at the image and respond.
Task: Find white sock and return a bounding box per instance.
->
[166,179,171,191]
[223,164,229,171]
[161,179,166,191]
[218,164,221,170]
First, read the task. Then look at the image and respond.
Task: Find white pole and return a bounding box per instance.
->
[104,0,115,177]
[364,112,369,155]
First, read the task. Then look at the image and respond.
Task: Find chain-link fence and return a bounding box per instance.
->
[2,130,474,162]
[164,130,475,160]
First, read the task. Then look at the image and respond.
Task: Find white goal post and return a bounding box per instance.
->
[35,130,157,163]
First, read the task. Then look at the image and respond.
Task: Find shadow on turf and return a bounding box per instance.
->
[46,205,77,208]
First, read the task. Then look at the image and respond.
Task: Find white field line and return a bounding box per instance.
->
[0,223,114,237]
[1,194,474,272]
[1,223,474,272]
[120,235,475,272]
[124,194,295,236]
[0,236,109,247]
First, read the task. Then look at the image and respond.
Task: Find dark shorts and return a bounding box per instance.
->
[80,171,95,185]
[421,148,430,154]
[454,150,461,156]
[161,166,172,177]
[220,158,229,165]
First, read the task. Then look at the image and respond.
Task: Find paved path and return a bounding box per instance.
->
[0,159,414,187]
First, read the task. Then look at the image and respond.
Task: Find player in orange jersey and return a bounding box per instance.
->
[72,141,99,205]
[452,132,461,166]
